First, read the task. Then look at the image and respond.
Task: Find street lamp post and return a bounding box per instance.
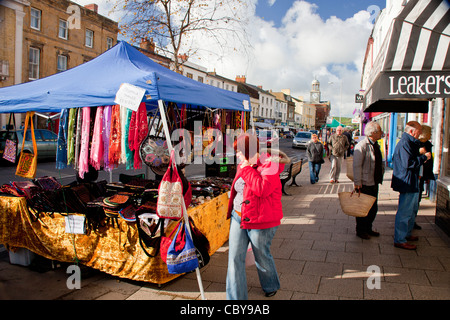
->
[329,80,343,124]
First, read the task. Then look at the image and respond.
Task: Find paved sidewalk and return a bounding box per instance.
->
[0,157,449,300]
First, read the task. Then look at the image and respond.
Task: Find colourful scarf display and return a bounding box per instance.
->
[74,108,82,170]
[102,106,112,171]
[89,106,104,171]
[128,102,148,170]
[124,108,134,170]
[108,104,121,168]
[66,108,77,165]
[56,109,68,170]
[78,107,91,179]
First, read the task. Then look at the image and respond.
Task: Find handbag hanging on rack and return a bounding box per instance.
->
[135,211,166,258]
[16,112,38,179]
[156,150,192,220]
[139,108,170,175]
[2,113,17,163]
[166,220,199,274]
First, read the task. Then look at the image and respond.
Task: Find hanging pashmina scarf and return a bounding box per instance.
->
[78,107,91,179]
[108,104,121,168]
[56,109,69,170]
[102,106,112,171]
[89,106,104,171]
[124,108,134,170]
[119,106,127,165]
[66,108,77,165]
[74,108,82,170]
[128,102,148,170]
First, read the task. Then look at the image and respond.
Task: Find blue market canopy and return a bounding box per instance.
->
[363,0,450,113]
[0,41,250,113]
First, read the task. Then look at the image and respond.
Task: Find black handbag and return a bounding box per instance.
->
[135,210,165,258]
[188,217,210,269]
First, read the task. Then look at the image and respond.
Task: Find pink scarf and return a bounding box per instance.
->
[89,106,104,171]
[102,106,112,171]
[78,107,91,179]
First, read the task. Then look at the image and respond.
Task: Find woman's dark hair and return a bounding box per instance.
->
[234,133,259,160]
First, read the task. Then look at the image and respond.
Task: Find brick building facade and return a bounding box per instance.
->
[0,0,118,128]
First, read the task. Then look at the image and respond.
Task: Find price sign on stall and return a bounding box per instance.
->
[65,215,86,234]
[114,83,146,112]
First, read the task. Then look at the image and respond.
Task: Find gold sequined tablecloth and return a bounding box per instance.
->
[0,193,230,284]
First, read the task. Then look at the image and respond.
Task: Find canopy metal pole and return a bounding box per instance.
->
[158,99,206,300]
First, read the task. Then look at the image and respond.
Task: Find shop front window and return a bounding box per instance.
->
[444,103,450,177]
[396,113,406,140]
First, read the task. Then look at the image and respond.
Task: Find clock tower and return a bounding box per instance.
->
[310,79,321,103]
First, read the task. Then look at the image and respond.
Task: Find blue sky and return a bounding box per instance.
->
[255,0,387,27]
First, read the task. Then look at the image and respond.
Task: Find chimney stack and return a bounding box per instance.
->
[140,38,155,53]
[84,4,98,13]
[178,54,189,62]
[235,75,246,83]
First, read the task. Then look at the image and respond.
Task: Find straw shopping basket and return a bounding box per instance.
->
[338,190,376,217]
[346,157,354,181]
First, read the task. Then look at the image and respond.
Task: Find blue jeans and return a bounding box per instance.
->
[309,162,322,184]
[226,210,280,300]
[394,192,419,244]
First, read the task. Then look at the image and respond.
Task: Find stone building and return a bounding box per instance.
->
[0,0,119,128]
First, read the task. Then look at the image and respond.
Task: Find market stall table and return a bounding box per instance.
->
[0,192,230,285]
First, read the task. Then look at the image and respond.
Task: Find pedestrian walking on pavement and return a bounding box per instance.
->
[226,133,289,300]
[391,121,432,250]
[306,134,324,184]
[352,121,385,240]
[328,126,349,183]
[343,127,353,158]
[416,124,435,230]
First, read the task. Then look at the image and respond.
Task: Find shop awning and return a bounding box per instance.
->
[253,122,273,129]
[363,0,450,113]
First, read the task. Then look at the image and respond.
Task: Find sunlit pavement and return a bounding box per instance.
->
[0,156,449,300]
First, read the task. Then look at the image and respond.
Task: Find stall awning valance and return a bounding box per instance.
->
[364,0,450,113]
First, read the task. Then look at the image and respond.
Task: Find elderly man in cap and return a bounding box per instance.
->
[328,126,349,183]
[391,121,431,250]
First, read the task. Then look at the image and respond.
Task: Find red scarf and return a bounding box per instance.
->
[108,104,121,168]
[128,102,148,169]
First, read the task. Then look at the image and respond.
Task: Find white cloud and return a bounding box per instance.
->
[72,0,373,118]
[182,0,374,118]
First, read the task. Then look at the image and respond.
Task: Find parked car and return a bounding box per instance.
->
[256,130,279,148]
[0,129,58,163]
[282,131,294,138]
[292,131,312,149]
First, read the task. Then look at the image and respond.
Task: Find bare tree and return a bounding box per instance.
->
[113,0,251,73]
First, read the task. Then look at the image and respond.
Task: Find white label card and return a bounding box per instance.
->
[65,215,86,234]
[114,83,146,111]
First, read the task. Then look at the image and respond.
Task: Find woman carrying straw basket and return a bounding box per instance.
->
[352,121,385,240]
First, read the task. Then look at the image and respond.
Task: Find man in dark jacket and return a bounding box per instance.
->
[391,121,431,250]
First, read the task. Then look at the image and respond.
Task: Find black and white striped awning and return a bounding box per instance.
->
[364,0,450,113]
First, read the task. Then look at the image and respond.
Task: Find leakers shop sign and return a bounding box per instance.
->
[377,71,450,100]
[365,71,450,108]
[389,74,450,96]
